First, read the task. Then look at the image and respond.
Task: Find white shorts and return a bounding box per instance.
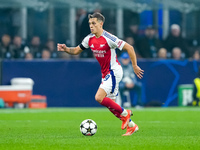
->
[99,66,123,100]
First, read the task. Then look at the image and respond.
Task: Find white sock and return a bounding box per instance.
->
[128,119,135,127]
[120,109,128,117]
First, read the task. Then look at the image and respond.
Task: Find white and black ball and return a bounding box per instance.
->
[80,119,97,136]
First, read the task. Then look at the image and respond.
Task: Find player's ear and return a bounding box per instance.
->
[100,21,103,27]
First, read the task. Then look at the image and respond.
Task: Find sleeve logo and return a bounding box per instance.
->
[117,41,123,48]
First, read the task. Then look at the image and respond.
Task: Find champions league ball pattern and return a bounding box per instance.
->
[80,119,97,136]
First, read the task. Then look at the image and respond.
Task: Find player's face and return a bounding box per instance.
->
[89,18,102,34]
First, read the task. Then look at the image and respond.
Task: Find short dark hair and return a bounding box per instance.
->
[88,12,105,23]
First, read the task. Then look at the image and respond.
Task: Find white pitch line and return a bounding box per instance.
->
[136,121,200,124]
[0,120,199,124]
[0,107,200,114]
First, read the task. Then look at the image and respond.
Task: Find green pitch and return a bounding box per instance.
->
[0,107,200,150]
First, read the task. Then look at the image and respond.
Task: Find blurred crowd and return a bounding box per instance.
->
[0,35,59,60]
[0,9,200,61]
[123,24,200,61]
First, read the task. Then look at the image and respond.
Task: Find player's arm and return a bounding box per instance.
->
[57,44,83,55]
[123,43,144,79]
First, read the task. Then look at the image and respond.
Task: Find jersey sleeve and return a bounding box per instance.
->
[115,38,126,50]
[80,35,90,50]
[105,32,126,50]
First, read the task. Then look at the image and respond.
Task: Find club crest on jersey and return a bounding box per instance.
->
[100,44,105,47]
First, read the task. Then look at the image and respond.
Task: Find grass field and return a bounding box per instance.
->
[0,107,200,150]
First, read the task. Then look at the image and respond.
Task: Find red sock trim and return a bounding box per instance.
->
[101,97,123,114]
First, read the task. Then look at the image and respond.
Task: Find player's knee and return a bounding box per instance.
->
[95,95,103,103]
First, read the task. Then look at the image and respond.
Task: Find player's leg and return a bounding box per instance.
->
[110,99,133,124]
[95,88,132,130]
[96,68,132,129]
[109,99,121,118]
[95,88,124,118]
[112,68,133,130]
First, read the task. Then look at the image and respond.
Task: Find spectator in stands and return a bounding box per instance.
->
[124,10,140,44]
[164,24,189,58]
[11,36,25,59]
[76,9,90,44]
[29,36,42,58]
[191,48,200,60]
[124,24,139,48]
[137,26,162,58]
[157,48,167,59]
[119,52,143,108]
[0,34,13,59]
[172,47,182,60]
[71,54,80,60]
[46,39,58,58]
[192,66,200,106]
[77,9,95,58]
[41,48,51,60]
[25,52,33,60]
[127,24,139,43]
[59,52,71,59]
[124,36,141,58]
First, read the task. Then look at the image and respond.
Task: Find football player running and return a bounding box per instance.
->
[57,12,144,136]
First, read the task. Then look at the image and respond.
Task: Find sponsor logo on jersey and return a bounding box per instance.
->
[93,50,106,58]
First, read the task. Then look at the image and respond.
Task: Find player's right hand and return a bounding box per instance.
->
[133,65,144,79]
[57,43,67,52]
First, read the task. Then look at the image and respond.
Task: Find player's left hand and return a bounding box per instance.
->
[133,65,144,79]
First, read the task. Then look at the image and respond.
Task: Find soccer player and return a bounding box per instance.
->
[57,12,144,136]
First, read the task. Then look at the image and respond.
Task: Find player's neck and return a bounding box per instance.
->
[94,29,103,38]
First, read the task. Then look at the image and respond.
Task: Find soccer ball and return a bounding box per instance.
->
[80,119,97,136]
